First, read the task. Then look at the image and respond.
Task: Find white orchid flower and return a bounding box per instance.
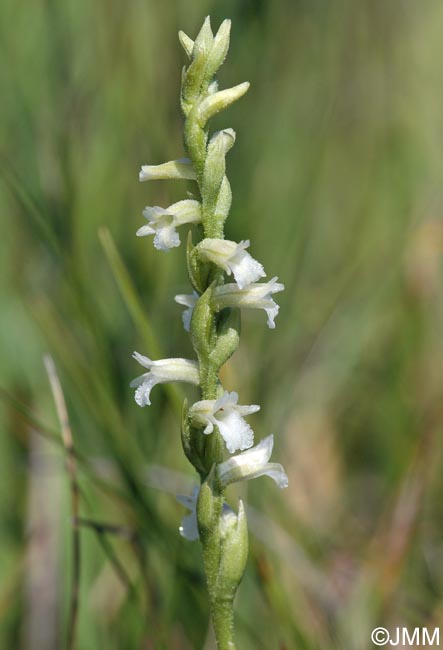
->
[213,277,284,328]
[130,352,199,407]
[197,238,265,289]
[190,391,259,453]
[217,434,288,489]
[175,277,284,331]
[136,199,201,251]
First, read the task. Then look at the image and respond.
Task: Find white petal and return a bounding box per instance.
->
[153,225,180,251]
[240,433,274,465]
[229,250,266,289]
[175,293,198,309]
[217,435,275,487]
[265,302,279,328]
[213,390,238,411]
[252,463,288,489]
[129,372,148,388]
[134,377,157,407]
[136,224,156,237]
[183,306,193,331]
[143,206,169,223]
[132,352,153,369]
[235,403,260,417]
[175,293,198,332]
[216,409,254,453]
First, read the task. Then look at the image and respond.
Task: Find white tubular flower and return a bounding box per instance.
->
[190,391,259,453]
[197,238,266,289]
[130,352,199,407]
[174,292,198,331]
[137,199,201,251]
[213,277,284,329]
[176,486,241,541]
[217,435,288,489]
[139,158,196,182]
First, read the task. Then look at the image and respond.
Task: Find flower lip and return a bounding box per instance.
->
[189,391,259,454]
[137,200,201,251]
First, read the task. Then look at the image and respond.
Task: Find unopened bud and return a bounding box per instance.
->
[197,82,250,126]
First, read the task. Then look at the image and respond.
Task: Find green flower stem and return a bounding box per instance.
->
[209,597,236,650]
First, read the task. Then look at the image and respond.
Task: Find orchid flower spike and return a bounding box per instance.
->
[217,434,288,489]
[130,352,199,407]
[197,238,266,289]
[189,391,260,453]
[137,199,201,251]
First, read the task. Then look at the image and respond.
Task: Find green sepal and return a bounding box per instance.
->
[186,231,208,293]
[181,399,195,464]
[180,398,196,467]
[190,284,216,362]
[209,307,240,370]
[181,399,207,474]
[215,500,249,598]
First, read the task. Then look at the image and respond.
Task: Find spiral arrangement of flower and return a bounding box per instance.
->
[131,17,288,649]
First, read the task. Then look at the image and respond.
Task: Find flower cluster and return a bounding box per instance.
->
[131,16,287,646]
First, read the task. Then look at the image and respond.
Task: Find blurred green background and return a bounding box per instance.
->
[1,0,443,648]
